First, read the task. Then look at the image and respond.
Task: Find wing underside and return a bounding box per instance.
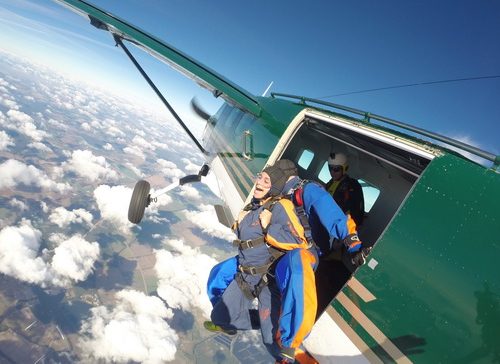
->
[54,0,261,116]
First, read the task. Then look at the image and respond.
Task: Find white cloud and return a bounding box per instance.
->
[50,235,100,286]
[178,185,201,201]
[132,135,155,150]
[63,149,118,183]
[155,239,218,319]
[151,141,170,151]
[0,220,48,285]
[157,159,176,169]
[156,158,185,180]
[50,165,64,179]
[183,204,235,241]
[0,130,14,150]
[79,290,178,364]
[81,122,91,131]
[103,143,114,150]
[106,125,125,138]
[0,159,71,193]
[40,201,49,213]
[6,109,48,141]
[48,233,69,244]
[49,206,93,228]
[123,145,145,160]
[0,221,100,288]
[28,141,52,153]
[182,158,201,174]
[93,185,133,232]
[9,198,28,211]
[125,162,144,178]
[0,96,19,110]
[47,118,66,129]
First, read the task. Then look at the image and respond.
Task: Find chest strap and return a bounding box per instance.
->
[233,236,266,250]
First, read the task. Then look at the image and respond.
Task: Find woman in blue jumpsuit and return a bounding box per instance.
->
[205,162,318,363]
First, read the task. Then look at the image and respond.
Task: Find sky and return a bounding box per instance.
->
[0,0,499,158]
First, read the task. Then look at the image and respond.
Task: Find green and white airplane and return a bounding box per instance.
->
[54,1,500,363]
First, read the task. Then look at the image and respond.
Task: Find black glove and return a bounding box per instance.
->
[343,233,362,253]
[350,247,372,267]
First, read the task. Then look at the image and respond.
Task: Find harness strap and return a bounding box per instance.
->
[269,247,286,260]
[253,273,269,298]
[235,273,256,300]
[232,236,266,250]
[238,261,273,275]
[235,272,271,300]
[288,179,320,251]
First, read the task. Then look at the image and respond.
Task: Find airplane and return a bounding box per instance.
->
[53,1,500,363]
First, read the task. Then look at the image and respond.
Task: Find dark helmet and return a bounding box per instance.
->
[262,159,298,196]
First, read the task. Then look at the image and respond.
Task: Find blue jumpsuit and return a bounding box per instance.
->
[286,176,358,255]
[207,196,317,351]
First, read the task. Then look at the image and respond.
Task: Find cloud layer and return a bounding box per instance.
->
[79,289,178,364]
[0,159,70,192]
[155,239,217,319]
[63,149,118,182]
[0,220,99,288]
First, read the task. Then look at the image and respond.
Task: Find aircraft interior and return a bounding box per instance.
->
[280,113,433,314]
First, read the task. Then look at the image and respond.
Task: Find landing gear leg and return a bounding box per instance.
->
[127,164,210,224]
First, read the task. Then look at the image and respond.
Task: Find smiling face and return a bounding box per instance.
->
[253,172,271,199]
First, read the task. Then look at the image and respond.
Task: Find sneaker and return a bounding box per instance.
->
[203,320,237,336]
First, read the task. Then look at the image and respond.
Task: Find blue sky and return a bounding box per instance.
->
[1,0,499,159]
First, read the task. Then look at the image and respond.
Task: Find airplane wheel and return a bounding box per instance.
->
[128,180,151,224]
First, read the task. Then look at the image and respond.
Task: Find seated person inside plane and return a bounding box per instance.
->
[325,152,365,227]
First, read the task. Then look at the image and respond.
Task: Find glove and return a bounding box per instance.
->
[350,247,372,267]
[343,233,362,254]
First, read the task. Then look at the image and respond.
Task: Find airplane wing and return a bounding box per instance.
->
[54,0,262,116]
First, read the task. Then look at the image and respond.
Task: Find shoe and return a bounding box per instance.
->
[203,320,237,336]
[275,347,295,363]
[275,359,293,364]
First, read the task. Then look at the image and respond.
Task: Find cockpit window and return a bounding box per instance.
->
[358,179,380,212]
[297,149,314,170]
[318,161,330,184]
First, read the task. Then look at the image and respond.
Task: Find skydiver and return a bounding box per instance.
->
[204,162,318,363]
[205,160,365,363]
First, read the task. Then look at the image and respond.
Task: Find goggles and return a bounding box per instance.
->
[328,165,343,173]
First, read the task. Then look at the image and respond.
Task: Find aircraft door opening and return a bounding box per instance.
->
[276,111,436,315]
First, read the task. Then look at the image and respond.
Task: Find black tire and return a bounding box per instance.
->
[128,180,151,224]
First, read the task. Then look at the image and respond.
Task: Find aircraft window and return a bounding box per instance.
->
[359,179,380,212]
[318,161,330,184]
[297,149,314,170]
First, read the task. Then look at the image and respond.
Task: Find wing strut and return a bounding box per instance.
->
[113,34,209,155]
